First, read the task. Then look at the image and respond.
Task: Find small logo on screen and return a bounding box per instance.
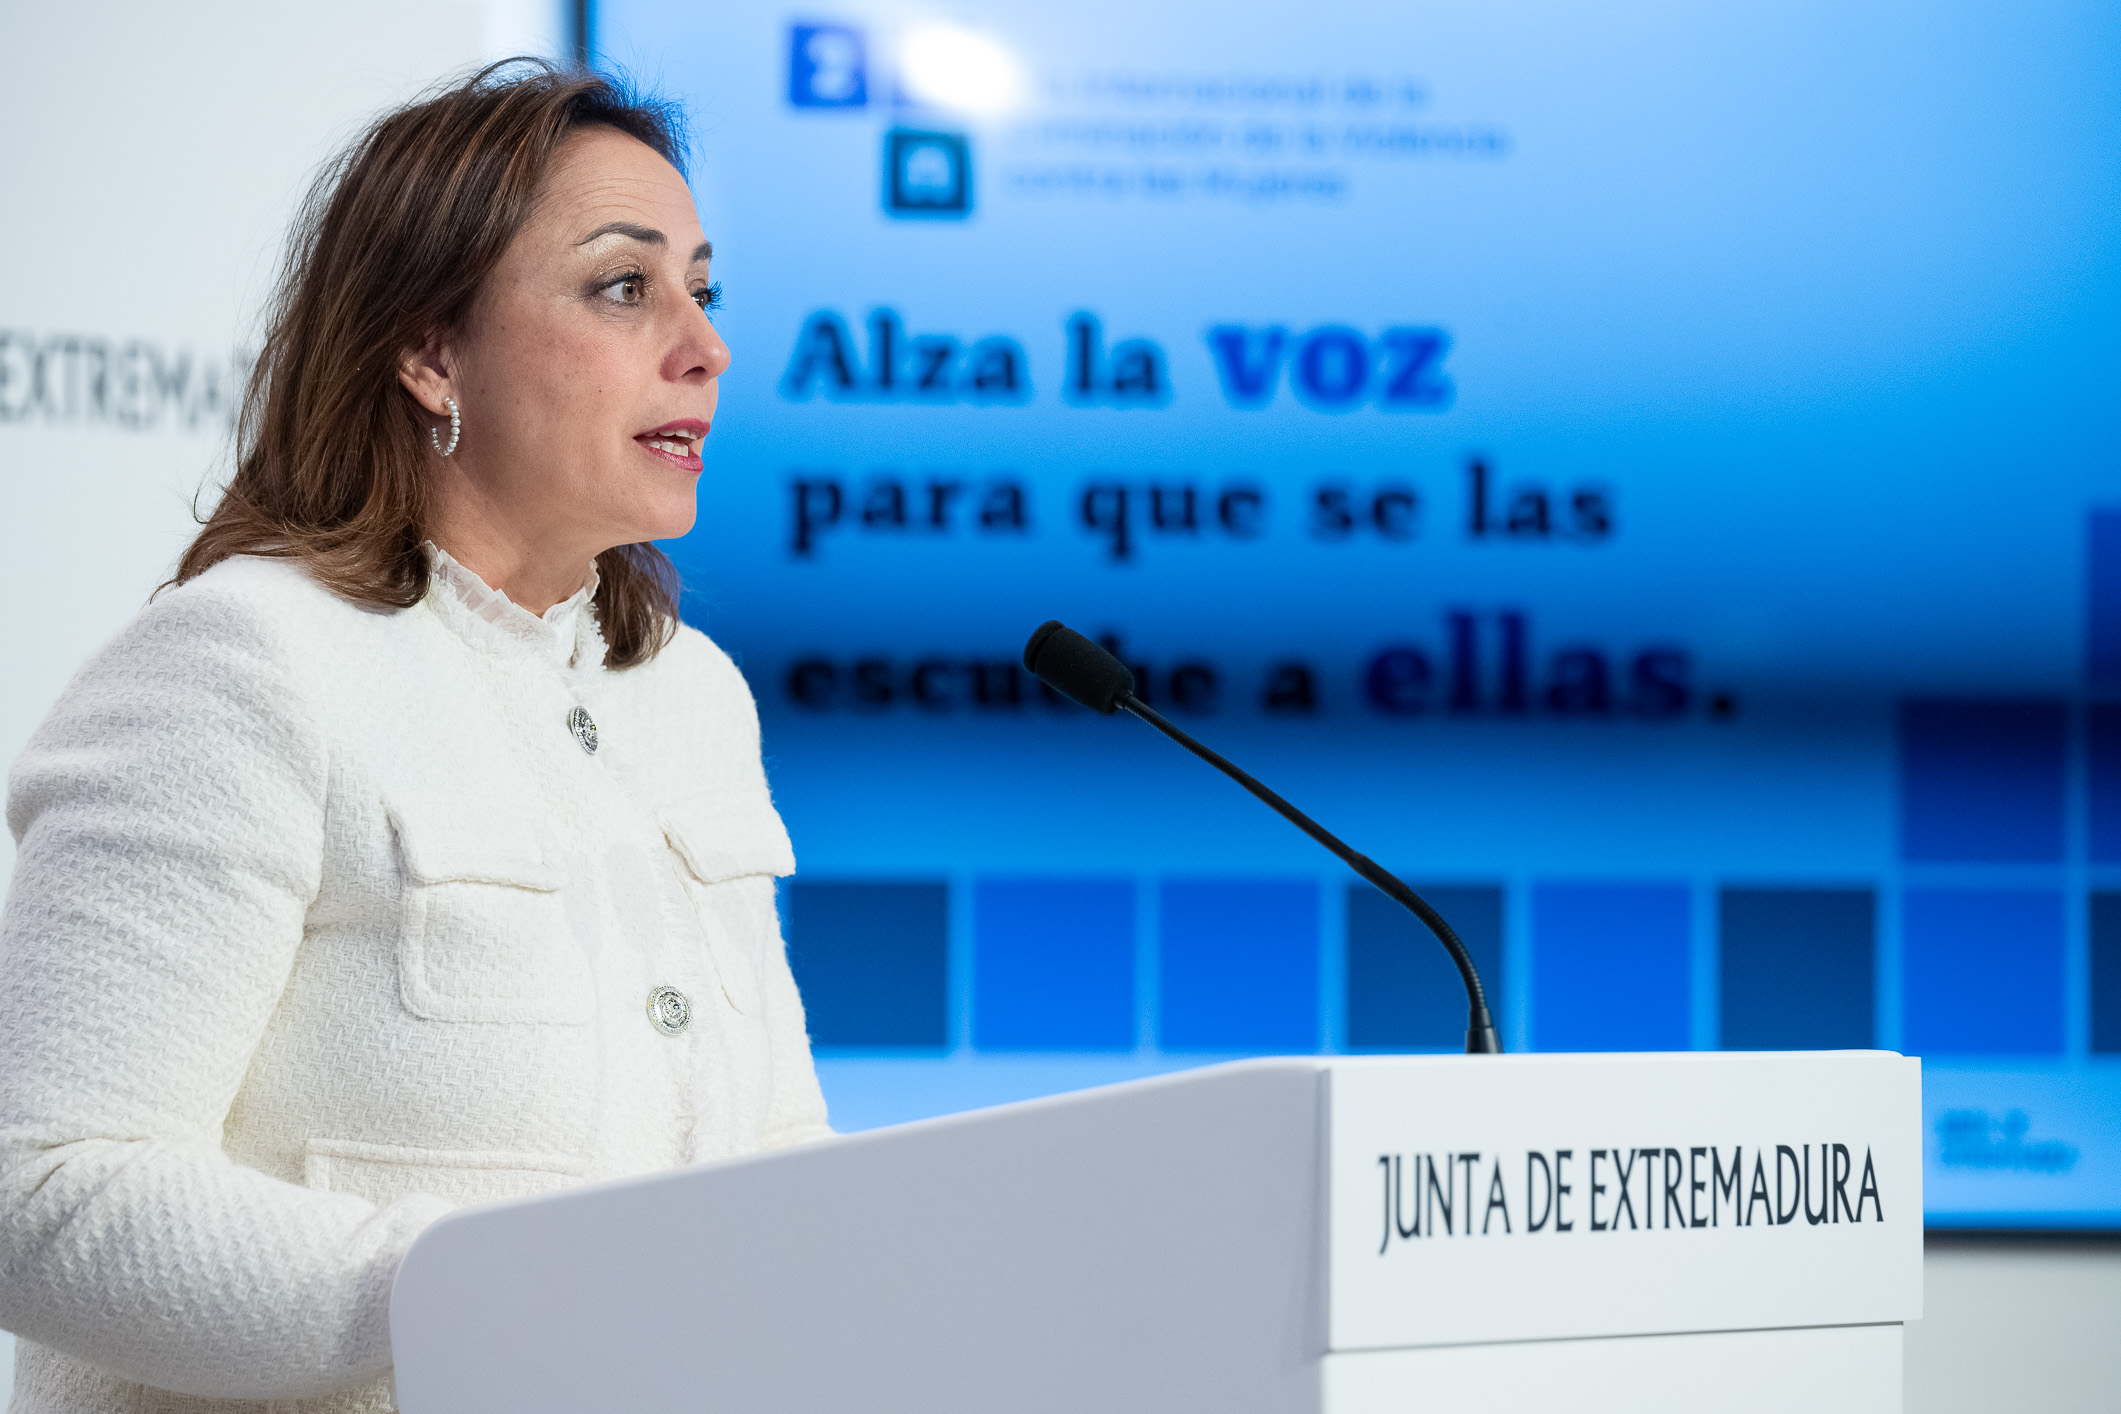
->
[884,129,972,218]
[788,23,867,108]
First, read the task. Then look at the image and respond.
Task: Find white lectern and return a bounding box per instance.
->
[391,1052,1921,1412]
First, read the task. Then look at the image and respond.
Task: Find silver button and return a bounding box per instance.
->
[647,985,692,1036]
[567,705,598,755]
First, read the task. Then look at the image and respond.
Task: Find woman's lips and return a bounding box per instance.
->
[635,423,707,471]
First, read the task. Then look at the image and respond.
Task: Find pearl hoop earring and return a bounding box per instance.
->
[430,397,461,457]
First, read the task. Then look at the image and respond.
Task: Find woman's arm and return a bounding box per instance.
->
[757,917,834,1149]
[0,575,450,1399]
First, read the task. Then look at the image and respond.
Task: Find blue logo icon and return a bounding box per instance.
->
[884,129,972,218]
[789,23,867,108]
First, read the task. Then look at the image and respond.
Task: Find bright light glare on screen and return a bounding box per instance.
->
[899,24,1023,115]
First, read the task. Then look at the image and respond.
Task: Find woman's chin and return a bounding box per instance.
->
[631,500,699,546]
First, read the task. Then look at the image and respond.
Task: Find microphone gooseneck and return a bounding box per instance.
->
[1023,620,1503,1055]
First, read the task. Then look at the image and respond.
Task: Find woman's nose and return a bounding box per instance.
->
[701,320,732,381]
[666,302,731,384]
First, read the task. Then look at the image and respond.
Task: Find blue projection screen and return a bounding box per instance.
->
[595,0,2121,1227]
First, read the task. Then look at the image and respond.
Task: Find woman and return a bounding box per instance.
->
[0,61,829,1411]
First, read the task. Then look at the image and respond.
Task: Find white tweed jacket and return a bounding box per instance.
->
[0,554,830,1412]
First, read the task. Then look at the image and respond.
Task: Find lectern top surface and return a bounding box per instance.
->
[390,1051,1919,1414]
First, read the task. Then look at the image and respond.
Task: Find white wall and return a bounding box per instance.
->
[1907,1238,2121,1413]
[0,1,559,1395]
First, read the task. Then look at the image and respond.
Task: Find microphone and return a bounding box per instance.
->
[1023,620,1503,1055]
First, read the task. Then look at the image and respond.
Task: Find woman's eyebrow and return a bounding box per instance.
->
[577,220,664,247]
[575,224,711,264]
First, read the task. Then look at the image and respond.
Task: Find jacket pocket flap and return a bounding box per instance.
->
[387,793,563,890]
[659,792,796,884]
[305,1138,586,1208]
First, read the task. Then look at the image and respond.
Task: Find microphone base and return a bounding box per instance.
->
[1466,1025,1504,1055]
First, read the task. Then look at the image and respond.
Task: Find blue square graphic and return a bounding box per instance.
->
[2087,509,2121,689]
[1898,699,2066,863]
[884,129,971,218]
[783,880,948,1048]
[1531,882,1691,1052]
[2089,703,2121,863]
[1347,883,1505,1051]
[973,878,1134,1051]
[1903,889,2065,1055]
[788,24,867,108]
[2093,893,2121,1054]
[1159,879,1319,1052]
[1719,888,1874,1049]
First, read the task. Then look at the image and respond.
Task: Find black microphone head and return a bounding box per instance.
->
[1023,620,1136,714]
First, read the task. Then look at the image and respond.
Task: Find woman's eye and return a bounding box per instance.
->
[601,275,646,304]
[694,282,724,313]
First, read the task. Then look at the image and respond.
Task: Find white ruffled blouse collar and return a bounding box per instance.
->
[424,542,601,669]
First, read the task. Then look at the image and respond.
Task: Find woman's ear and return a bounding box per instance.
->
[397,332,455,417]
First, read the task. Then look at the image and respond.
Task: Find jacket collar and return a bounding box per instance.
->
[421,542,608,670]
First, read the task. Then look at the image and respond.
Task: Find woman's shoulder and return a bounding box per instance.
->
[140,554,379,647]
[632,619,754,703]
[67,556,390,721]
[13,558,347,815]
[618,619,772,742]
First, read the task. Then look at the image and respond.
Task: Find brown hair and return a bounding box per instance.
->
[177,60,688,667]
